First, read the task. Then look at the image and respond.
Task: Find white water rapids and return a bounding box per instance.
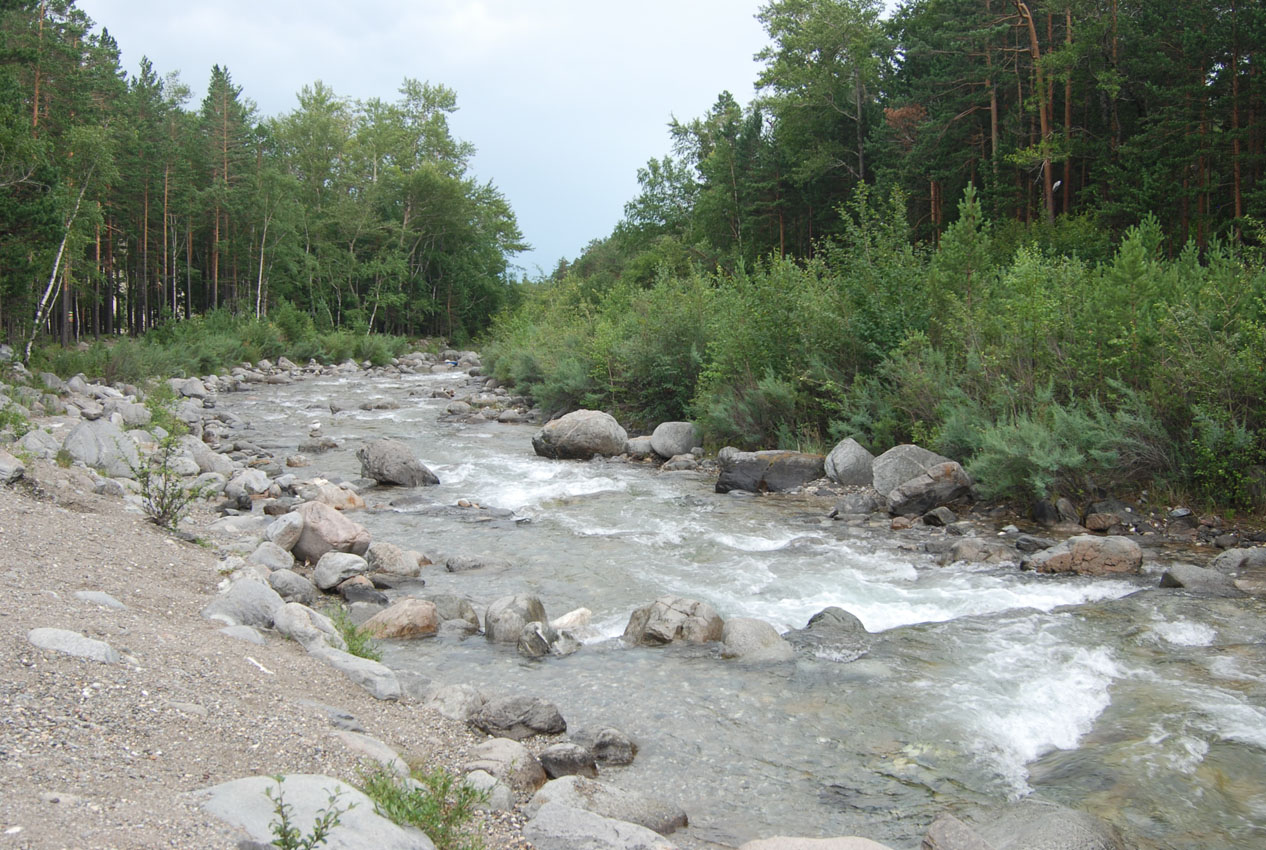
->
[223,370,1266,849]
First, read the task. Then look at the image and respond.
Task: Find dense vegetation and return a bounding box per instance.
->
[0,0,525,354]
[486,0,1266,511]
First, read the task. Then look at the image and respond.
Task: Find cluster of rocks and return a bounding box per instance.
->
[531,409,705,471]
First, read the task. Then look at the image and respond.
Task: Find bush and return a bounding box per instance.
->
[325,605,381,661]
[358,765,486,850]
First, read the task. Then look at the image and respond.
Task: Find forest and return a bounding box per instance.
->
[484,0,1266,510]
[2,0,1266,508]
[0,0,525,353]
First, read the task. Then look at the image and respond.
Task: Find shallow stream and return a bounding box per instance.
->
[222,370,1266,850]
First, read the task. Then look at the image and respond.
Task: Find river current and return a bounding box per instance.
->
[221,369,1266,850]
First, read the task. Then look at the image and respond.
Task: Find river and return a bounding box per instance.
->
[220,368,1266,850]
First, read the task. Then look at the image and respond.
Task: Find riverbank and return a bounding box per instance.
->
[0,457,533,849]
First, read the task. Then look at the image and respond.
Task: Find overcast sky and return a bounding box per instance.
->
[75,0,777,276]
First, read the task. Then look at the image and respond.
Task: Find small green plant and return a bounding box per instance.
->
[265,774,353,850]
[358,765,487,850]
[54,447,73,468]
[326,604,382,661]
[0,402,31,438]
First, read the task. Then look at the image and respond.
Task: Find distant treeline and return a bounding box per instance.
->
[0,1,525,353]
[484,0,1266,510]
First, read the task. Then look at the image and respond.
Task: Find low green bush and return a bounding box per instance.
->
[358,765,486,850]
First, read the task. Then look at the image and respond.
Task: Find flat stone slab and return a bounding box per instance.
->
[195,774,434,850]
[27,628,120,664]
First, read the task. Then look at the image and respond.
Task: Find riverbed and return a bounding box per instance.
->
[221,368,1266,850]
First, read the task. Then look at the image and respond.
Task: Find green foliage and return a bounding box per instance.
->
[0,400,31,439]
[1185,407,1266,511]
[358,765,486,850]
[265,774,352,850]
[133,396,204,531]
[325,605,382,662]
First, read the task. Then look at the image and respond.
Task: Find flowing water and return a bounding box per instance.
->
[222,370,1266,849]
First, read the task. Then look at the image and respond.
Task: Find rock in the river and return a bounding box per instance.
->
[623,596,724,646]
[62,419,140,478]
[292,501,372,563]
[366,541,422,577]
[871,444,952,495]
[568,726,638,766]
[650,422,698,459]
[1159,563,1244,597]
[525,800,677,850]
[783,607,871,662]
[721,618,794,662]
[823,438,875,487]
[527,775,688,836]
[937,800,1127,850]
[465,738,547,792]
[357,438,439,487]
[1022,535,1142,576]
[485,594,548,644]
[532,410,629,460]
[361,599,439,640]
[1211,547,1266,574]
[539,743,599,779]
[469,695,566,740]
[314,552,371,590]
[715,448,825,494]
[885,460,973,516]
[196,774,431,850]
[429,683,487,721]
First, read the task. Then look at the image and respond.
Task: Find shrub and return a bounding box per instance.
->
[265,774,352,850]
[358,765,486,850]
[325,605,381,661]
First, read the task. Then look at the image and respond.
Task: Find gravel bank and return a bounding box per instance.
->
[0,460,530,850]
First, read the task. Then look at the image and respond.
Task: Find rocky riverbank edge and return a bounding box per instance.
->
[1,349,1263,850]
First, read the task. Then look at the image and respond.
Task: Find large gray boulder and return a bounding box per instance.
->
[196,774,434,850]
[1022,535,1143,576]
[0,449,24,484]
[268,569,319,606]
[357,438,439,487]
[650,422,698,459]
[533,410,628,460]
[871,444,951,495]
[62,419,140,478]
[528,775,688,836]
[485,594,548,644]
[272,602,344,651]
[569,726,638,766]
[623,596,723,646]
[292,501,372,564]
[470,695,566,740]
[200,577,285,629]
[1211,547,1266,574]
[823,438,875,487]
[314,552,371,590]
[307,644,401,701]
[784,607,871,662]
[930,801,1127,850]
[465,737,547,792]
[721,618,794,662]
[524,801,676,850]
[886,461,973,516]
[1159,563,1244,597]
[715,448,825,494]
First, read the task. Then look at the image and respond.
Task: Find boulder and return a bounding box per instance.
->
[338,575,386,605]
[1159,564,1244,597]
[968,800,1126,850]
[720,617,795,662]
[366,541,423,577]
[539,743,599,779]
[533,410,629,460]
[357,438,439,487]
[485,594,548,644]
[429,684,487,721]
[307,644,401,701]
[1211,547,1266,574]
[272,602,345,651]
[247,541,294,572]
[624,436,656,459]
[265,511,305,551]
[27,628,120,664]
[886,461,973,516]
[527,775,688,836]
[268,569,319,606]
[426,594,481,631]
[0,449,25,484]
[831,490,887,517]
[524,800,677,850]
[465,737,547,792]
[623,596,723,646]
[823,438,875,487]
[569,727,638,766]
[784,607,871,663]
[1022,535,1143,576]
[463,770,515,813]
[292,501,371,563]
[715,449,825,494]
[17,428,61,460]
[200,577,284,629]
[196,774,432,850]
[470,695,566,740]
[741,841,894,850]
[361,599,440,640]
[62,419,140,478]
[297,480,366,511]
[314,552,371,590]
[872,444,952,495]
[650,422,698,459]
[942,538,1017,567]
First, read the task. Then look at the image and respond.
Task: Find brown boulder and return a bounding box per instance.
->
[1023,534,1142,576]
[361,599,440,640]
[292,501,372,564]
